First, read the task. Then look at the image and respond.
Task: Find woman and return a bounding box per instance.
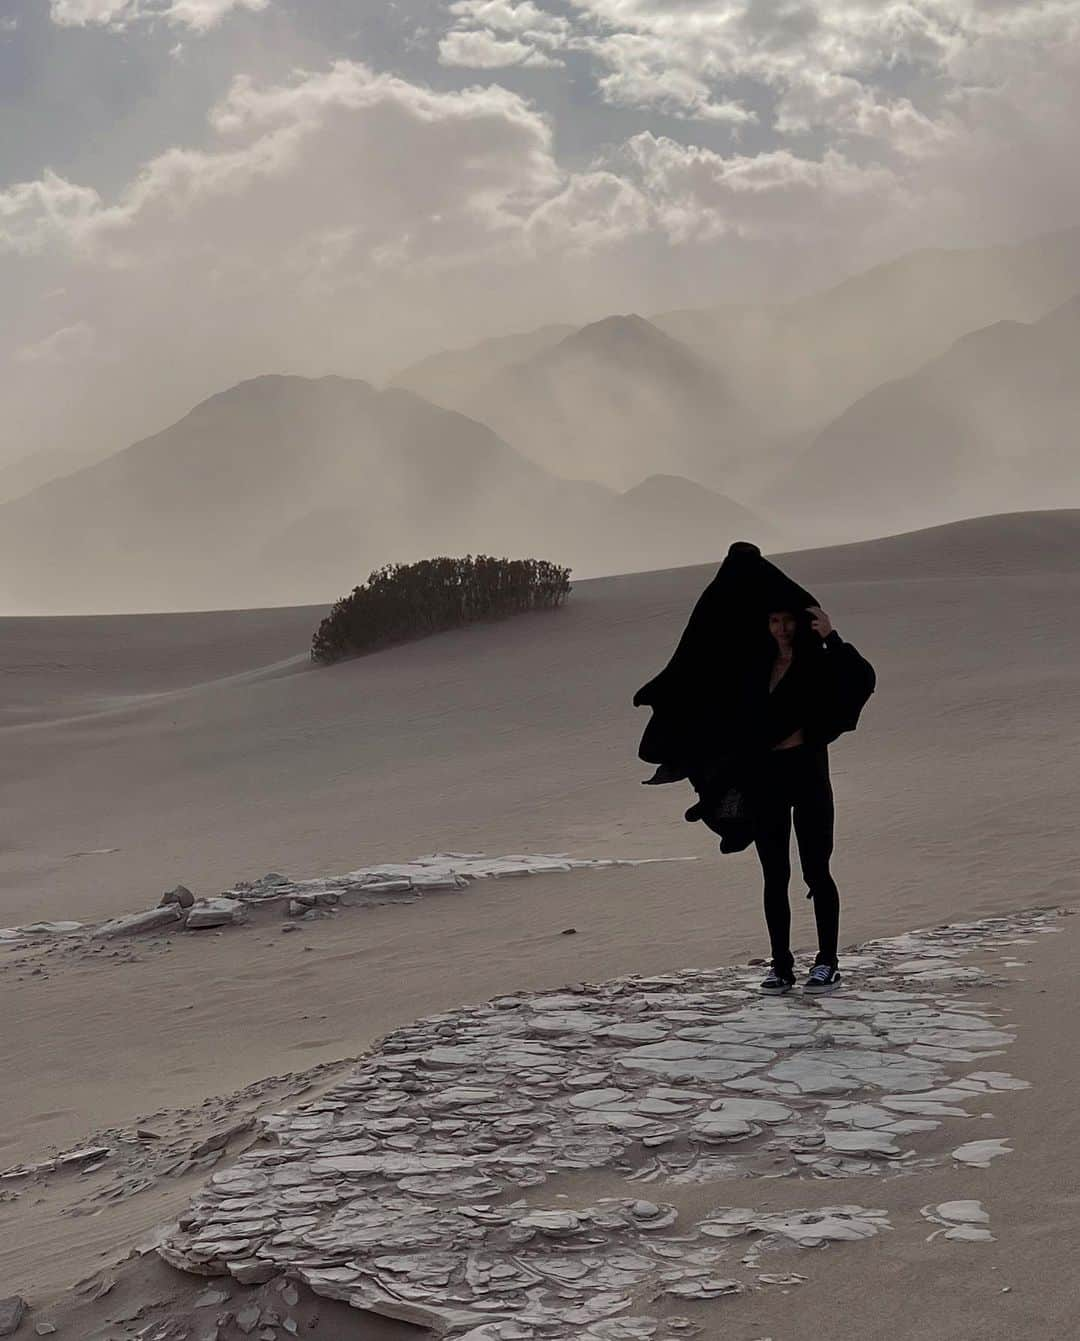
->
[751,603,845,995]
[633,541,876,996]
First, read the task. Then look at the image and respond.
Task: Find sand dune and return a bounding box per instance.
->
[3,510,1079,1326]
[3,508,1076,930]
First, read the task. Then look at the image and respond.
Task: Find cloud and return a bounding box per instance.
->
[525,170,651,251]
[0,170,104,257]
[32,61,559,265]
[48,0,269,32]
[439,29,563,68]
[49,0,137,24]
[0,61,584,456]
[559,0,1080,158]
[165,0,269,30]
[448,0,570,39]
[440,0,569,68]
[615,131,900,242]
[577,31,756,123]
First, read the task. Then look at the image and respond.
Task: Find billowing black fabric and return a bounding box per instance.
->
[633,541,821,772]
[633,540,877,849]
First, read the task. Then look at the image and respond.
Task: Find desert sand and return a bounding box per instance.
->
[2,511,1079,1336]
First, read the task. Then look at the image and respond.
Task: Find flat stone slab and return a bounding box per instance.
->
[923,1199,994,1242]
[951,1138,1012,1167]
[91,906,183,938]
[185,897,246,929]
[1,851,693,945]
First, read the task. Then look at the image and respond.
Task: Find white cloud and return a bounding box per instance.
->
[164,0,268,31]
[441,0,569,68]
[0,170,104,257]
[448,0,571,39]
[616,131,900,242]
[439,29,563,68]
[35,61,569,275]
[561,0,1080,157]
[525,170,652,251]
[48,0,268,32]
[49,0,137,25]
[578,31,755,123]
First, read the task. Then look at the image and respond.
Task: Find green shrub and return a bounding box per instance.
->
[311,554,573,665]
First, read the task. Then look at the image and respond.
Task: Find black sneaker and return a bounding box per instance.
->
[803,963,841,994]
[759,968,796,995]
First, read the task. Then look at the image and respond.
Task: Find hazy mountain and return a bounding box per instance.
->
[0,374,777,614]
[461,314,765,492]
[653,223,1080,439]
[386,226,1080,479]
[0,444,112,505]
[757,294,1080,542]
[619,473,760,528]
[389,323,575,413]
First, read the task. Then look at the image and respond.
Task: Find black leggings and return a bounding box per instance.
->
[749,744,840,974]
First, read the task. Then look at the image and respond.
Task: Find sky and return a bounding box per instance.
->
[2,0,1079,464]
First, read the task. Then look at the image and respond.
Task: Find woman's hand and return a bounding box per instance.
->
[807,605,834,639]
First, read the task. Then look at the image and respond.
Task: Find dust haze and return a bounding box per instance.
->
[2,1,1079,608]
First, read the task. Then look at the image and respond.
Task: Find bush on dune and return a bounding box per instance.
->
[311,554,573,665]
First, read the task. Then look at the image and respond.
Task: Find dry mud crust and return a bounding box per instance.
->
[156,909,1073,1340]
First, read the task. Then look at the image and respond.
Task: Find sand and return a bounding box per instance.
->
[2,512,1079,1334]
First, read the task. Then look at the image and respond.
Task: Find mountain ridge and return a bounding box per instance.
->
[758,291,1080,540]
[0,373,774,614]
[461,312,762,492]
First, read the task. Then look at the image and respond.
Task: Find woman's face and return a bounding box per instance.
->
[768,610,797,646]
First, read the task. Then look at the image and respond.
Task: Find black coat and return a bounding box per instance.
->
[633,541,877,851]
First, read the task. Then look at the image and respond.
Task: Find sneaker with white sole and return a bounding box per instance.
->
[803,962,841,993]
[760,968,796,995]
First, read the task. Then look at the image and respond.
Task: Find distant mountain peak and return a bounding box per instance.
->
[199,372,375,410]
[558,313,677,357]
[623,473,723,500]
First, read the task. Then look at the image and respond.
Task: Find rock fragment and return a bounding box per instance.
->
[194,1288,230,1308]
[192,1119,254,1158]
[235,1302,261,1334]
[951,1139,1011,1167]
[0,1298,27,1337]
[160,885,196,909]
[185,898,246,930]
[922,1200,994,1242]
